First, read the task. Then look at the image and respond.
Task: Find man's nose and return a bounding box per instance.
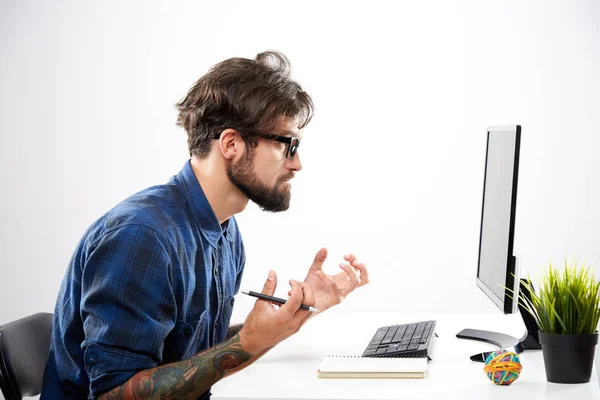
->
[287,152,302,172]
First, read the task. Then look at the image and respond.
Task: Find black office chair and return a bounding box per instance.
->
[0,313,53,400]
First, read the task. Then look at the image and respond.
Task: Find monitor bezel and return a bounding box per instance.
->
[475,125,521,314]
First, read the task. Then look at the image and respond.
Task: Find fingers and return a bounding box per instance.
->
[279,281,314,331]
[298,281,316,324]
[287,279,317,303]
[352,261,369,286]
[307,248,328,273]
[280,279,304,314]
[261,270,277,296]
[339,262,361,288]
[254,270,278,311]
[344,254,369,287]
[299,280,316,308]
[344,254,357,265]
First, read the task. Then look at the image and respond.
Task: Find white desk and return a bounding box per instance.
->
[212,310,600,400]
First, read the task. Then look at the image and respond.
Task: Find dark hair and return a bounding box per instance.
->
[176,50,314,157]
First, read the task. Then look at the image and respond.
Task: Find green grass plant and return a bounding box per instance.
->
[516,259,600,335]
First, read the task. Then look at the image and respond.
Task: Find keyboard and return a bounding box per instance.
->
[362,320,437,359]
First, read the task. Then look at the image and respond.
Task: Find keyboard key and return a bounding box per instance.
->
[425,321,433,331]
[413,323,426,338]
[407,343,419,350]
[371,327,389,345]
[391,325,408,343]
[402,323,417,340]
[381,325,399,344]
[376,327,389,335]
[375,348,388,355]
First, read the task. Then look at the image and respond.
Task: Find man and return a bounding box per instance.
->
[41,50,369,399]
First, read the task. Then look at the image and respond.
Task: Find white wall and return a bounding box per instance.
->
[1,0,599,328]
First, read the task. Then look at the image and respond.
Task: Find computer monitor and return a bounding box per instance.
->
[456,125,541,362]
[476,125,521,315]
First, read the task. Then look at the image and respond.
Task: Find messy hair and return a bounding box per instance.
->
[176,50,314,157]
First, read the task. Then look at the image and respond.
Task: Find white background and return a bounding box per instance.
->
[1,0,599,330]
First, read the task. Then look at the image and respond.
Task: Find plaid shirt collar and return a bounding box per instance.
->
[176,159,234,248]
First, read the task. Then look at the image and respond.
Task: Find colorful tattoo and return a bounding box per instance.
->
[97,334,253,400]
[106,385,125,399]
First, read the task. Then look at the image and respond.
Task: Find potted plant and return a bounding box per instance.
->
[518,259,600,383]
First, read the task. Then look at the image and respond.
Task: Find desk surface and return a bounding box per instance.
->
[211,310,600,400]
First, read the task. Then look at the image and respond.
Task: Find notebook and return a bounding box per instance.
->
[317,355,427,379]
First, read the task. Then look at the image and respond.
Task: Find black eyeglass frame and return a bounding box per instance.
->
[212,132,300,159]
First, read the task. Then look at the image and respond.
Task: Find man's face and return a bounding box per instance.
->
[227,117,303,212]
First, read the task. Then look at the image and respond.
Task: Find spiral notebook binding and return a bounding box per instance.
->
[323,354,426,359]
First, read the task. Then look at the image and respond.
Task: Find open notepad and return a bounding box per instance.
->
[317,355,427,379]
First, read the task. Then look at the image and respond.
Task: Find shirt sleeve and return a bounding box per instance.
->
[80,224,176,396]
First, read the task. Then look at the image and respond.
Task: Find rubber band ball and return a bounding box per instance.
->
[483,350,522,385]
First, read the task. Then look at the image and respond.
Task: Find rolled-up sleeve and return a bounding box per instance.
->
[80,224,176,396]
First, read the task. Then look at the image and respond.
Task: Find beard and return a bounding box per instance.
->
[227,149,293,212]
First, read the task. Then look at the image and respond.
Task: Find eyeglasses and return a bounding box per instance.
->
[212,132,300,160]
[257,133,300,160]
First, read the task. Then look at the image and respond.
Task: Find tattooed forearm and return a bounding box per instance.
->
[97,334,254,400]
[106,385,125,399]
[214,349,250,375]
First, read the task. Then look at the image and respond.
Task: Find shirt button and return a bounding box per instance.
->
[216,320,220,327]
[215,268,220,276]
[230,298,235,306]
[86,350,97,364]
[183,326,192,337]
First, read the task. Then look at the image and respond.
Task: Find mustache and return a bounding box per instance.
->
[280,173,295,181]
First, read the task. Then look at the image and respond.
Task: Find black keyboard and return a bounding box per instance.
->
[362,320,437,359]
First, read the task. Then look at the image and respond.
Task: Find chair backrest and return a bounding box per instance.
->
[0,313,53,400]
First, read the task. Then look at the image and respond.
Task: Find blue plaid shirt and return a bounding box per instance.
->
[41,160,246,399]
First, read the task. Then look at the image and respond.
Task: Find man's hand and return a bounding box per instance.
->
[238,270,315,355]
[302,248,369,313]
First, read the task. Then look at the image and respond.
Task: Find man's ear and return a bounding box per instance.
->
[215,129,245,160]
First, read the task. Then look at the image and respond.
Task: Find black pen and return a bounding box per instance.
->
[241,290,320,313]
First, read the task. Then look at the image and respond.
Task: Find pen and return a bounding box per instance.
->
[470,352,489,363]
[241,290,320,313]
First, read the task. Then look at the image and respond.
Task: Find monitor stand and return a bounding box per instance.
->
[456,279,541,362]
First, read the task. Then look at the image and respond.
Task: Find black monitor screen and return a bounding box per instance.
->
[476,125,521,314]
